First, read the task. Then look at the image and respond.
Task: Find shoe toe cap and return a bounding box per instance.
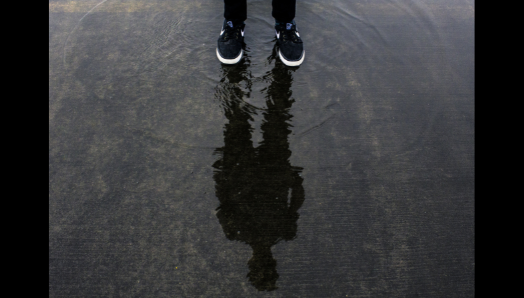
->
[280,44,304,62]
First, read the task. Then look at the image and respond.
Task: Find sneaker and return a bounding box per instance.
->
[217,20,245,64]
[275,21,305,66]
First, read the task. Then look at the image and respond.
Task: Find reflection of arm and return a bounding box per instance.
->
[280,169,304,242]
[288,169,304,214]
[216,205,240,241]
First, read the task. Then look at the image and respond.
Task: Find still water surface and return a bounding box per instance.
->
[49,0,474,296]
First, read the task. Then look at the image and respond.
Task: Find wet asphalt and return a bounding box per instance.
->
[49,0,474,296]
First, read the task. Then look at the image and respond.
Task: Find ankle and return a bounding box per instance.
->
[275,19,295,28]
[225,19,245,27]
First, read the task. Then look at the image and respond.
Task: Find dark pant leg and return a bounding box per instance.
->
[272,0,296,23]
[224,0,247,23]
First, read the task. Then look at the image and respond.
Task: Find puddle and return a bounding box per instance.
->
[49,0,474,296]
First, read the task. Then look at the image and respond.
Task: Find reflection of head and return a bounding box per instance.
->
[247,245,279,291]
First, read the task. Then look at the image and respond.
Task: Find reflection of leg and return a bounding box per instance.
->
[265,60,294,100]
[259,63,294,166]
[219,103,254,175]
[257,62,304,239]
[216,59,252,99]
[213,106,256,241]
[272,0,296,23]
[213,64,256,238]
[262,63,305,216]
[216,63,254,170]
[224,0,247,23]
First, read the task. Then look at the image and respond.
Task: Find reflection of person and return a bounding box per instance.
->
[213,54,305,291]
[216,0,305,66]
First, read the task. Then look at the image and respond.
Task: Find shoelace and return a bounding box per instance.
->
[280,27,301,43]
[222,25,242,41]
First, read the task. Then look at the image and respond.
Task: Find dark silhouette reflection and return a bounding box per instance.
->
[213,50,305,291]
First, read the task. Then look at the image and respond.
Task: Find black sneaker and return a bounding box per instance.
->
[217,20,245,64]
[275,21,305,66]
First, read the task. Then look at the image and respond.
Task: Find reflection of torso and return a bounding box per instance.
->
[214,149,303,247]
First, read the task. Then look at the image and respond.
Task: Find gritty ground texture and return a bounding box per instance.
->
[49,0,474,297]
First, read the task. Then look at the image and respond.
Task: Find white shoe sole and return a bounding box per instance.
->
[216,48,243,64]
[278,49,305,66]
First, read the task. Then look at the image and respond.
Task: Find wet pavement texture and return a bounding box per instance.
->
[49,0,474,297]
